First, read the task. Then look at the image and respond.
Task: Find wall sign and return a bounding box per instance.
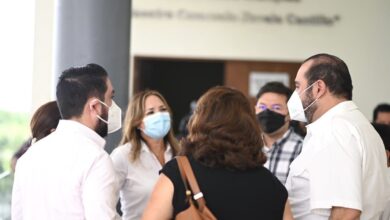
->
[249,72,289,97]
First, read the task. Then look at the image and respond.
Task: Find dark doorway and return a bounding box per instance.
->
[134,58,225,137]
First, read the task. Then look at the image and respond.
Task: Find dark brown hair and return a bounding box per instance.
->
[30,101,62,141]
[120,90,180,161]
[56,63,108,119]
[373,103,390,122]
[303,53,353,100]
[182,86,266,170]
[256,81,292,100]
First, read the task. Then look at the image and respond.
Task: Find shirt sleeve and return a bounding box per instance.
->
[110,146,129,217]
[11,159,24,220]
[110,147,129,192]
[82,153,118,220]
[309,118,363,214]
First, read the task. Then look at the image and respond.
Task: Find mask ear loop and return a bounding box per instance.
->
[300,81,320,112]
[96,114,109,124]
[92,99,109,124]
[299,80,318,96]
[303,97,319,112]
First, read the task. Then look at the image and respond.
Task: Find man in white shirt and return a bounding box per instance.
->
[12,64,121,220]
[285,54,389,220]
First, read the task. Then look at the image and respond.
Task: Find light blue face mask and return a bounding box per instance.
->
[142,112,171,140]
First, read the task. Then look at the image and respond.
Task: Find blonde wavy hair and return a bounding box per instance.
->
[120,90,179,161]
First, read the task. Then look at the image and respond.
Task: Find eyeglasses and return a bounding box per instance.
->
[256,103,283,112]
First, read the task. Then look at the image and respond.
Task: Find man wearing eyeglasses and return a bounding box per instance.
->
[255,81,303,184]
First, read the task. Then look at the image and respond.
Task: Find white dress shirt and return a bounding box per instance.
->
[12,120,118,220]
[110,142,173,220]
[380,168,390,220]
[286,101,389,220]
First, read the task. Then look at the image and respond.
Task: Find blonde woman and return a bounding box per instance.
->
[110,90,180,220]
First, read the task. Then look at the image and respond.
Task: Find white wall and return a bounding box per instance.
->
[131,0,390,119]
[0,1,35,113]
[32,0,55,112]
[32,0,390,118]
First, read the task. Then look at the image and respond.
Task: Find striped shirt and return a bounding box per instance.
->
[263,128,303,184]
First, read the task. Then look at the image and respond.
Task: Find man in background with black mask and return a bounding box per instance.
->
[255,81,303,184]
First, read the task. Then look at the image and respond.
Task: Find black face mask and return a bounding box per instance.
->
[256,109,286,134]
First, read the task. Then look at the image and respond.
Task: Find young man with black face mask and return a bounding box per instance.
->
[255,82,303,184]
[12,64,122,220]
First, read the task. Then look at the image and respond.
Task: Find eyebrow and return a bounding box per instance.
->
[146,104,165,111]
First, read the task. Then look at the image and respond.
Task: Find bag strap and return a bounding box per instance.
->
[176,156,207,210]
[177,156,191,194]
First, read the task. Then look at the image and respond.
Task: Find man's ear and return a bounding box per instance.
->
[315,80,327,98]
[87,98,102,116]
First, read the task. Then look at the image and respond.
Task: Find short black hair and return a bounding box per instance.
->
[256,81,292,100]
[373,103,390,122]
[56,63,108,119]
[304,53,353,100]
[372,123,390,151]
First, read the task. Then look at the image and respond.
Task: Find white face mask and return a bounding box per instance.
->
[287,82,318,122]
[96,100,122,134]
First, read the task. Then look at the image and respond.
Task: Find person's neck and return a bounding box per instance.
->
[70,115,95,131]
[312,97,347,122]
[144,137,166,165]
[263,123,289,148]
[145,138,165,153]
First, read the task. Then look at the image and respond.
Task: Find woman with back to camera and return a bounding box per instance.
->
[142,86,293,220]
[110,90,180,220]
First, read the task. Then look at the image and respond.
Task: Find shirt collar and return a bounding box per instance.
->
[141,140,172,154]
[55,120,106,149]
[306,100,357,133]
[275,127,293,145]
[262,128,293,151]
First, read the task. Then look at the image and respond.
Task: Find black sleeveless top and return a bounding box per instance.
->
[160,156,288,220]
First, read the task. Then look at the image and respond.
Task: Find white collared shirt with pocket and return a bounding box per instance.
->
[286,101,390,220]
